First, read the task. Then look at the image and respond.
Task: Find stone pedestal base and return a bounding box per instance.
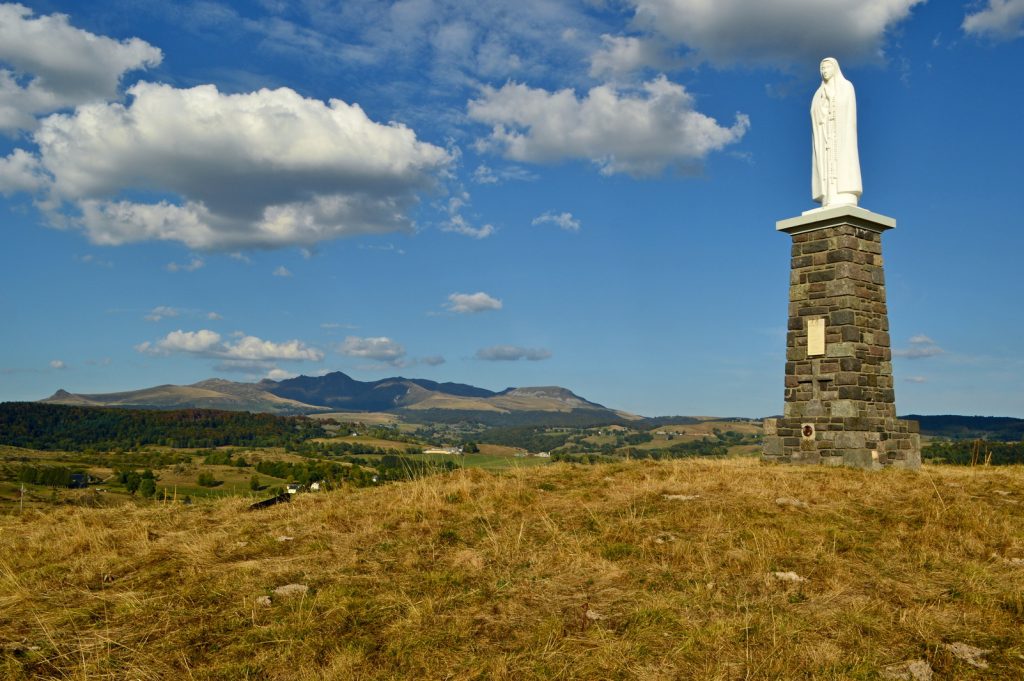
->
[762,416,920,469]
[762,206,920,470]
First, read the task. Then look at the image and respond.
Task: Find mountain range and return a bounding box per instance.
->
[41,371,638,425]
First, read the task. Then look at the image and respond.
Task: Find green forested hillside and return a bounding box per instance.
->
[0,403,326,451]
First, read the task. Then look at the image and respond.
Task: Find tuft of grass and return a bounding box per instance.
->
[2,459,1024,679]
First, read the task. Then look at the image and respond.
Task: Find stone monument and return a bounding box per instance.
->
[762,58,921,470]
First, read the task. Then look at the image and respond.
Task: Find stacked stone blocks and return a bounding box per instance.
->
[763,209,920,469]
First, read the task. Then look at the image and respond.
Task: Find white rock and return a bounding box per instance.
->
[775,497,808,509]
[662,494,699,501]
[771,571,806,583]
[942,642,990,669]
[273,583,309,598]
[880,659,933,681]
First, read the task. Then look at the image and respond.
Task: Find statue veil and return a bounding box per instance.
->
[811,57,862,207]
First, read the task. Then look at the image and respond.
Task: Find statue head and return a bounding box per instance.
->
[819,57,839,82]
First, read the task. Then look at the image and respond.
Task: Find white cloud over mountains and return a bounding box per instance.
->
[630,0,925,66]
[445,292,502,314]
[137,329,323,361]
[338,336,407,365]
[475,345,551,361]
[468,76,749,176]
[0,3,161,132]
[11,82,452,250]
[963,0,1024,41]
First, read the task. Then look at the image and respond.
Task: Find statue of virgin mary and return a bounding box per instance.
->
[811,57,862,208]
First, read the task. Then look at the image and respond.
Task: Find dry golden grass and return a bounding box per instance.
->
[2,459,1023,679]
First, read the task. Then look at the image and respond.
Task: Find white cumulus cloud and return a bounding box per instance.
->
[0,3,162,132]
[631,0,924,66]
[588,34,683,78]
[963,0,1024,41]
[445,291,502,314]
[49,359,65,369]
[532,211,580,232]
[137,329,323,361]
[0,149,47,195]
[15,81,450,250]
[273,265,293,277]
[475,345,551,361]
[468,76,748,177]
[338,335,407,365]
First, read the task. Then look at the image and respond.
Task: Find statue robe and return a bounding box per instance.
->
[810,76,862,205]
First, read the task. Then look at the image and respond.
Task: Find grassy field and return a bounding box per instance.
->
[2,458,1023,679]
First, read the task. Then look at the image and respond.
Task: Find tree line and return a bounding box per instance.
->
[0,403,326,451]
[922,440,1024,465]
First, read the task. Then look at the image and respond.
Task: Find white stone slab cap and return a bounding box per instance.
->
[777,205,896,235]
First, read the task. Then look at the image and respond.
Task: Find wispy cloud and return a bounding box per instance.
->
[475,345,551,361]
[472,164,537,185]
[532,211,581,232]
[166,257,204,272]
[74,253,113,268]
[144,305,180,322]
[273,265,292,277]
[893,335,945,359]
[441,193,494,239]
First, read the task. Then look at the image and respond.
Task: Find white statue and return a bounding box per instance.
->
[811,57,862,208]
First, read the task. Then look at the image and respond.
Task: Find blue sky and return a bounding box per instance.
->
[1,0,1022,417]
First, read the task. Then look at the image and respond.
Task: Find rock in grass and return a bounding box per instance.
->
[255,595,272,607]
[942,642,990,669]
[775,497,808,509]
[770,571,806,583]
[662,494,699,501]
[273,583,309,598]
[880,659,933,681]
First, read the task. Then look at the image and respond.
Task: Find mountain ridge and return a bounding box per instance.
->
[39,371,631,422]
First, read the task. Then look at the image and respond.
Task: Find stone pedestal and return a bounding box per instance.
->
[762,206,920,470]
